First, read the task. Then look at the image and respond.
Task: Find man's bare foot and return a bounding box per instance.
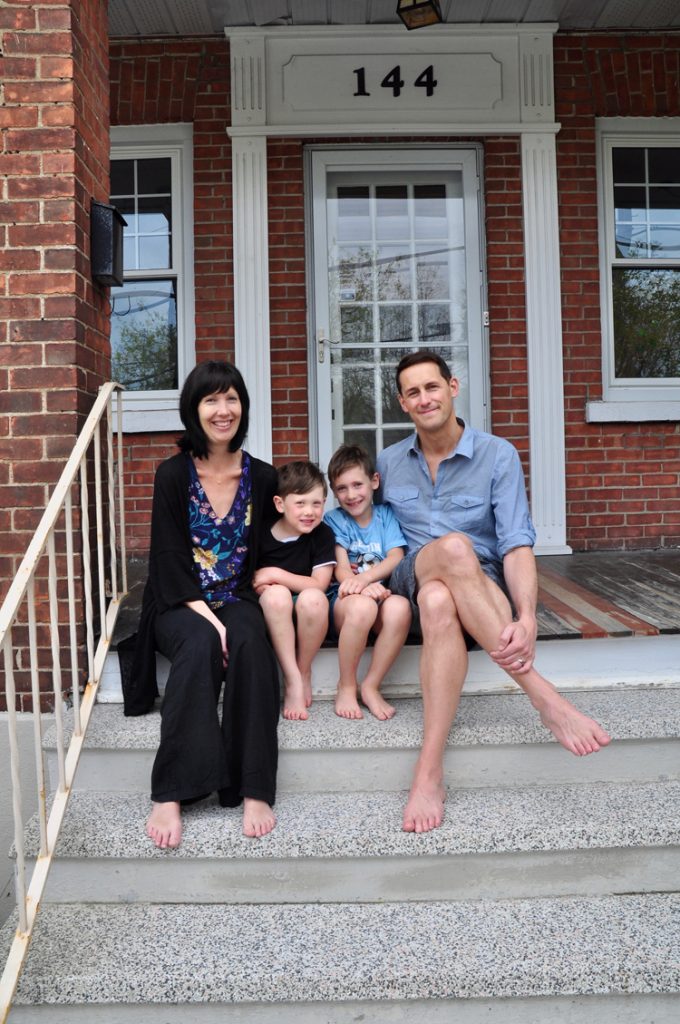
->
[335,683,363,719]
[146,801,182,849]
[402,780,446,834]
[360,684,395,721]
[243,798,276,837]
[283,677,309,720]
[539,693,612,755]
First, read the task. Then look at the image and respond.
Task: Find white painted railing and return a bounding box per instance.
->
[0,383,127,1021]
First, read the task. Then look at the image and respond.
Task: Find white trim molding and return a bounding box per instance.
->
[109,123,195,434]
[225,24,558,135]
[231,135,272,462]
[522,132,571,554]
[596,117,680,415]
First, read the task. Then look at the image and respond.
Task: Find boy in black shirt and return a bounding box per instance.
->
[254,462,336,720]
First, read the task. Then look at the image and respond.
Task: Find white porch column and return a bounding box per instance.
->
[231,135,272,462]
[521,132,571,554]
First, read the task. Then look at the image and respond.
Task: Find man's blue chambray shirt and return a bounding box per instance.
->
[376,420,536,567]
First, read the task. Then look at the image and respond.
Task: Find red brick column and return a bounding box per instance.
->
[0,0,111,708]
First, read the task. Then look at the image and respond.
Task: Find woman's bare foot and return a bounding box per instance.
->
[360,683,395,721]
[146,801,182,849]
[243,798,276,837]
[283,677,309,720]
[335,682,363,719]
[402,779,446,834]
[538,693,612,755]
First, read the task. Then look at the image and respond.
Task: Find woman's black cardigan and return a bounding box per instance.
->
[123,451,277,717]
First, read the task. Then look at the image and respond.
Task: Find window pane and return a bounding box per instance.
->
[379,305,411,345]
[612,148,645,183]
[342,367,375,423]
[419,304,451,346]
[375,186,408,241]
[648,148,679,185]
[376,247,412,300]
[137,158,171,195]
[613,267,680,378]
[414,184,448,239]
[111,159,134,196]
[110,279,178,391]
[336,186,370,243]
[340,305,373,345]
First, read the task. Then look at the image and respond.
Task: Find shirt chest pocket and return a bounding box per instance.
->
[385,486,420,507]
[449,493,486,525]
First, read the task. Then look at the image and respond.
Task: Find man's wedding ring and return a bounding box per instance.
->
[517,658,525,666]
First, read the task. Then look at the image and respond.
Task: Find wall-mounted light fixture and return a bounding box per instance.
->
[397,0,443,30]
[91,200,127,287]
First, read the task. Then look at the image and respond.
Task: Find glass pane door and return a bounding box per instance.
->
[311,150,486,470]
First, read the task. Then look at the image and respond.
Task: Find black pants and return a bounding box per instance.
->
[151,600,280,807]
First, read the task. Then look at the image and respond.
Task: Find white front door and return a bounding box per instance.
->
[308,147,487,471]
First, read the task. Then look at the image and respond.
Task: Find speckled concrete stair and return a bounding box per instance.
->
[3,895,679,1022]
[22,781,680,904]
[43,688,680,793]
[5,686,679,1021]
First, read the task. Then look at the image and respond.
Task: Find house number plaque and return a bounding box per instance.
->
[353,65,438,98]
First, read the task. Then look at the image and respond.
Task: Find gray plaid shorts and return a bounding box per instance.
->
[388,545,512,645]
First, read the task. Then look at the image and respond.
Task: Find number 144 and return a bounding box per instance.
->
[353,65,438,98]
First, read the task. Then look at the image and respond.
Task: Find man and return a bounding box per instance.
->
[377,351,611,834]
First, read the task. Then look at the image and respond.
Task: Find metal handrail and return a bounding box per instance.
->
[0,383,127,1021]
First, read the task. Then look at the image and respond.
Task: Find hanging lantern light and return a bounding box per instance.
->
[397,0,443,30]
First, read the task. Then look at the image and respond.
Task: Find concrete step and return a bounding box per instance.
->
[23,782,680,904]
[3,894,679,1022]
[97,633,680,702]
[45,689,680,793]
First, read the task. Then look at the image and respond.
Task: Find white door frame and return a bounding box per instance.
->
[306,145,487,470]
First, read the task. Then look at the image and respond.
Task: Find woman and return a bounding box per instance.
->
[125,361,280,847]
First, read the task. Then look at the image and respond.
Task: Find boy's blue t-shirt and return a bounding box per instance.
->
[324,504,407,575]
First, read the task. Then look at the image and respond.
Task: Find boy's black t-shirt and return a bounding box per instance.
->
[258,520,336,577]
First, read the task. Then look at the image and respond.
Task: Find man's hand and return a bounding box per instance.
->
[490,615,537,675]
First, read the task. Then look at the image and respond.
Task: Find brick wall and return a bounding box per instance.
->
[556,33,680,549]
[0,0,111,708]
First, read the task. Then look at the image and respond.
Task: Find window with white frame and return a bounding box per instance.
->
[109,124,195,431]
[592,120,680,421]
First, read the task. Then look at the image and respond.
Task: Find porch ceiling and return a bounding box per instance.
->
[108,0,680,38]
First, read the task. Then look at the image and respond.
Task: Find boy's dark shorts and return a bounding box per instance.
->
[387,547,513,649]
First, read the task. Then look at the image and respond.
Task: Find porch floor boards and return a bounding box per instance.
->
[117,548,680,649]
[536,550,680,640]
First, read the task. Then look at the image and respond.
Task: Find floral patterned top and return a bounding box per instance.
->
[187,452,252,608]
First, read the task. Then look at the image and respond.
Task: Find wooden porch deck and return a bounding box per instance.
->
[118,549,680,646]
[536,549,680,640]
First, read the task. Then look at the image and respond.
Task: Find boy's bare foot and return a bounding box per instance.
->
[538,693,612,755]
[243,798,276,838]
[283,677,309,720]
[335,683,363,719]
[146,801,182,849]
[360,684,396,721]
[302,671,313,708]
[402,780,446,834]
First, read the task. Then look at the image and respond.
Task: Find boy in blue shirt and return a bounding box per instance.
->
[325,445,411,720]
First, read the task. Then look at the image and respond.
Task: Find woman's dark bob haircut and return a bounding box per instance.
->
[177,360,250,458]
